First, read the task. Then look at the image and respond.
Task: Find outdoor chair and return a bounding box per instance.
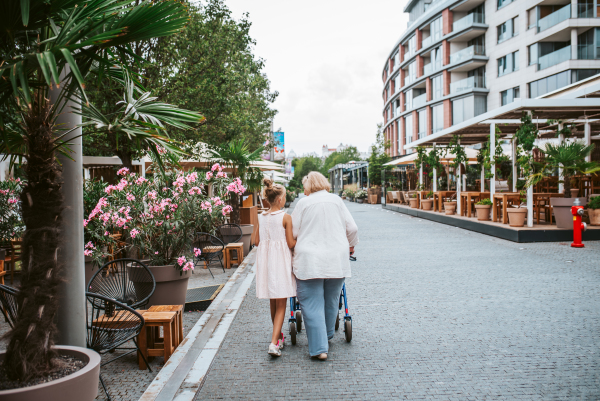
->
[218,223,243,244]
[5,239,22,285]
[391,191,401,204]
[193,233,226,278]
[0,284,19,328]
[86,292,150,401]
[87,258,156,310]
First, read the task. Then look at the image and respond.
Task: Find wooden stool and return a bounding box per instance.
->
[147,305,184,345]
[138,311,177,369]
[224,243,244,269]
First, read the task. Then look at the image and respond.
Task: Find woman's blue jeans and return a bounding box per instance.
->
[296,278,345,356]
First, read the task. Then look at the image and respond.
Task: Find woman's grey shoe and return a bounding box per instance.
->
[268,343,281,357]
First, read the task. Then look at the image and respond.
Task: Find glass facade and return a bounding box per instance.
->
[405,114,413,145]
[452,95,487,125]
[528,70,570,98]
[431,17,443,42]
[501,87,520,106]
[418,109,427,139]
[498,51,519,77]
[432,74,443,100]
[498,0,515,10]
[432,103,444,133]
[497,17,518,43]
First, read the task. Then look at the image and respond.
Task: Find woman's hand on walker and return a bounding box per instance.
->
[349,246,355,256]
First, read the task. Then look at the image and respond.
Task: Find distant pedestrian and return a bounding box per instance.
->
[292,171,358,360]
[255,178,297,357]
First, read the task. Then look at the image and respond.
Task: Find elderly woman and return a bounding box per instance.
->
[291,171,358,360]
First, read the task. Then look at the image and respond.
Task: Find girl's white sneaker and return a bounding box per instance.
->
[268,343,281,357]
[278,333,285,350]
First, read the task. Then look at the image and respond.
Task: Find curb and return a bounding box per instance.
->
[139,249,257,401]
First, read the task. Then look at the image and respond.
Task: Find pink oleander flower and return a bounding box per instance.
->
[83,219,89,227]
[130,228,140,238]
[211,163,221,172]
[85,241,96,249]
[156,145,167,155]
[84,249,93,256]
[211,197,223,206]
[186,172,198,184]
[205,171,213,180]
[194,248,202,257]
[117,167,129,176]
[8,198,18,204]
[182,261,194,271]
[136,176,148,185]
[104,231,110,236]
[216,171,227,178]
[177,256,187,266]
[222,205,233,215]
[155,251,159,254]
[188,186,202,195]
[126,193,135,201]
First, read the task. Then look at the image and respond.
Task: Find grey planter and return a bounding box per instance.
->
[130,264,190,308]
[240,224,254,255]
[0,346,100,401]
[551,197,587,229]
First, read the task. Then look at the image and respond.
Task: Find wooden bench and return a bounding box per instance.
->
[224,243,244,268]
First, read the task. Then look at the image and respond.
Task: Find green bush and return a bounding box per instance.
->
[588,196,600,210]
[476,198,493,206]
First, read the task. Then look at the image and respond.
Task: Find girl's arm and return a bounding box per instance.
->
[255,218,260,247]
[282,214,296,249]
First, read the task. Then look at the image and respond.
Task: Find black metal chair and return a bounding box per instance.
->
[86,292,151,401]
[218,223,243,244]
[193,233,225,278]
[0,284,19,328]
[87,258,155,310]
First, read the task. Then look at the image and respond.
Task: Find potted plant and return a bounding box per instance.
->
[85,166,235,307]
[409,193,419,208]
[355,189,368,204]
[421,191,434,210]
[588,195,600,226]
[285,190,295,208]
[506,191,528,227]
[528,141,599,228]
[443,201,457,215]
[474,198,493,221]
[0,177,25,247]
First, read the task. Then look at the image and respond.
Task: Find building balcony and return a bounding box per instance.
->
[448,45,488,72]
[413,93,427,109]
[424,63,432,75]
[538,4,570,33]
[449,76,485,95]
[453,13,485,31]
[422,36,433,49]
[538,45,571,69]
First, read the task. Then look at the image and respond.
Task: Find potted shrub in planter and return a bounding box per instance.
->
[474,198,493,221]
[285,190,295,208]
[355,189,367,204]
[421,191,434,210]
[443,201,457,215]
[506,192,527,227]
[588,195,600,226]
[85,166,236,307]
[409,193,419,208]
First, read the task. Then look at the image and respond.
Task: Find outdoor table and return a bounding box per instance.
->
[434,191,456,212]
[492,192,521,224]
[460,192,486,218]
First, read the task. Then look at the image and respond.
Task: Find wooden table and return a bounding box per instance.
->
[460,192,488,218]
[433,191,456,212]
[492,193,521,224]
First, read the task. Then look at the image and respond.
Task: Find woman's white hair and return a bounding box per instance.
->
[302,171,330,194]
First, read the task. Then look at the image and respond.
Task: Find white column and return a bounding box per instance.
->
[571,28,578,60]
[447,165,450,190]
[480,167,485,192]
[558,124,564,194]
[0,161,5,182]
[432,143,437,192]
[512,136,517,192]
[490,123,496,199]
[462,171,467,192]
[457,139,462,215]
[83,168,90,181]
[571,0,578,18]
[419,164,423,188]
[527,184,533,227]
[585,121,591,162]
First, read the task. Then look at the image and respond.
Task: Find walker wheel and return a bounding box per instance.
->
[289,322,297,345]
[296,311,303,332]
[335,313,339,331]
[344,320,352,342]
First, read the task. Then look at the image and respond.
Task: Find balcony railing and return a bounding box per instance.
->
[538,4,571,32]
[422,36,432,49]
[413,93,427,109]
[424,63,433,75]
[453,13,485,32]
[578,3,594,17]
[449,76,485,94]
[404,75,416,87]
[538,45,571,70]
[450,45,485,65]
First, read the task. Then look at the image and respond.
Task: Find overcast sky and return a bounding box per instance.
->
[225,0,409,156]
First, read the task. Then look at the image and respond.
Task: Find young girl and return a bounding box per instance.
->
[255,178,296,357]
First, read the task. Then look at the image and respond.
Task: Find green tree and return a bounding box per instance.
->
[0,0,188,381]
[290,155,324,187]
[368,124,391,185]
[321,146,362,174]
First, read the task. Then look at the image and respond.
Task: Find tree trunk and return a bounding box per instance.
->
[230,192,241,225]
[117,150,134,170]
[564,174,571,198]
[4,100,64,381]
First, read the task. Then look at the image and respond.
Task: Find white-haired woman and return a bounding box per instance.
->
[291,171,358,360]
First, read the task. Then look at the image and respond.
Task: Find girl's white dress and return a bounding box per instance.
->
[256,210,296,299]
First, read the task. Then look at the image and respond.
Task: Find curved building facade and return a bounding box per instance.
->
[383,0,600,156]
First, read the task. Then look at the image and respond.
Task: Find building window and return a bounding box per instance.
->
[396,120,400,151]
[452,95,486,125]
[498,51,519,77]
[418,109,427,139]
[528,44,538,65]
[500,86,520,106]
[393,51,400,69]
[405,90,412,110]
[578,29,598,59]
[498,0,515,10]
[431,17,443,42]
[528,70,570,98]
[572,69,600,82]
[432,104,444,133]
[432,74,443,100]
[432,46,442,71]
[405,35,416,57]
[497,16,519,43]
[405,115,413,144]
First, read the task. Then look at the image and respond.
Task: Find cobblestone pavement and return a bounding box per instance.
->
[195,201,600,400]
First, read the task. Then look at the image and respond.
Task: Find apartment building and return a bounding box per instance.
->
[382,0,600,156]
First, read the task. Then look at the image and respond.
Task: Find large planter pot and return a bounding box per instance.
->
[84,256,98,288]
[131,265,190,308]
[357,198,364,204]
[0,346,100,401]
[409,198,419,208]
[570,188,580,198]
[240,224,254,255]
[507,208,527,227]
[474,205,492,221]
[421,199,433,210]
[551,197,588,229]
[444,201,456,215]
[588,209,600,226]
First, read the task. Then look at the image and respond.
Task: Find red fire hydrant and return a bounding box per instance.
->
[571,198,587,248]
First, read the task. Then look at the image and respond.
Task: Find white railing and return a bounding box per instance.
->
[450,45,485,64]
[449,76,485,94]
[538,4,570,32]
[422,36,432,48]
[424,63,433,75]
[413,93,427,109]
[453,13,484,32]
[538,45,571,70]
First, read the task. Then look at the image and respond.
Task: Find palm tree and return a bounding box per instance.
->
[0,0,193,381]
[211,140,264,224]
[527,141,600,198]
